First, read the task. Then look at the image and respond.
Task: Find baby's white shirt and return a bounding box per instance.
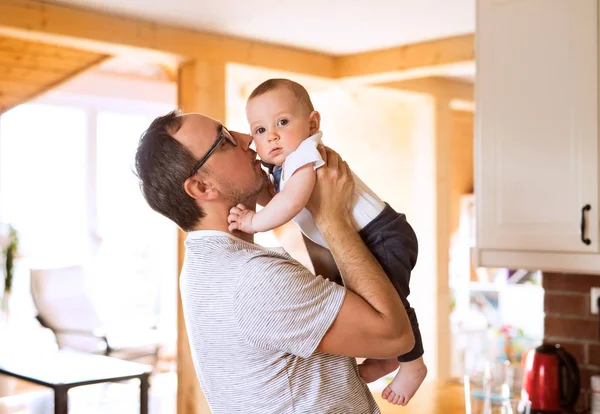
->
[279,131,385,249]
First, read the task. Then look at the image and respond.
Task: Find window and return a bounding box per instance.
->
[0,94,177,344]
[94,111,177,329]
[0,104,88,261]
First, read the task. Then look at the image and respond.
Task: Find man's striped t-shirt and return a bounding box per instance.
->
[179,230,381,414]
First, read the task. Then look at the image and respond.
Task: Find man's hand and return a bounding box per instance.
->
[228,204,257,234]
[305,145,355,230]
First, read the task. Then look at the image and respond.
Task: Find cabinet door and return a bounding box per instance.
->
[476,0,599,253]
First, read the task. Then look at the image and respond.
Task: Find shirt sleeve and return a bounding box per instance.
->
[234,253,345,358]
[282,138,325,182]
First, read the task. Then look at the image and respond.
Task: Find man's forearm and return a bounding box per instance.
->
[320,217,410,333]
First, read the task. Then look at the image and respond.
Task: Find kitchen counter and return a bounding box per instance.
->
[373,380,465,414]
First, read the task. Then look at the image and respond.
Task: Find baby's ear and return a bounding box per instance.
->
[308,111,321,134]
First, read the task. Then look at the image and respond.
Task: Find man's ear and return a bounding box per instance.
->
[308,111,321,135]
[184,175,219,201]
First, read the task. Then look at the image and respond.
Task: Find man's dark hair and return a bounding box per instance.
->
[248,78,315,113]
[134,110,205,232]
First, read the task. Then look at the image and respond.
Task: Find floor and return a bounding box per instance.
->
[1,374,463,414]
[373,380,465,414]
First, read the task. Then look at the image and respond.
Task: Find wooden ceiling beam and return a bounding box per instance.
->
[0,0,336,78]
[379,77,474,101]
[335,34,474,83]
[0,1,475,82]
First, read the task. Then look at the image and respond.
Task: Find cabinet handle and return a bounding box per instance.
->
[581,204,591,245]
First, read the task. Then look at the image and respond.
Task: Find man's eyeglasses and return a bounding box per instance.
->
[189,126,237,177]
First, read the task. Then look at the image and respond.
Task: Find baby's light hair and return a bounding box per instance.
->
[248,78,315,113]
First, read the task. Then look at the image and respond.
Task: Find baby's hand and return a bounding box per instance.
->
[228,204,257,234]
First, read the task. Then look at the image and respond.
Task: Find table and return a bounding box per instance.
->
[0,349,152,414]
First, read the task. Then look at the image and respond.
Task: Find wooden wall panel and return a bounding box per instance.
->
[176,60,226,414]
[450,110,475,238]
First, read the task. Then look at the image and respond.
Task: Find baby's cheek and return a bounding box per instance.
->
[255,142,269,160]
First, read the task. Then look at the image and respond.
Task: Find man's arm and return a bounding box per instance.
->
[316,217,414,359]
[307,147,414,359]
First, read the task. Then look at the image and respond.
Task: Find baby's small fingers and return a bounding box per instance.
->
[237,203,247,211]
[230,206,243,215]
[228,222,239,232]
[228,213,239,224]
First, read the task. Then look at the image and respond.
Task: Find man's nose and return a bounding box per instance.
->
[232,131,253,150]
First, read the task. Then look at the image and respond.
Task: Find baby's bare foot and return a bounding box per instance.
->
[381,357,427,406]
[358,358,399,383]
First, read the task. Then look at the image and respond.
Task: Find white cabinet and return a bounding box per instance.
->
[475,0,600,272]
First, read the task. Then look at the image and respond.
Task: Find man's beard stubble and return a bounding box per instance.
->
[227,166,269,208]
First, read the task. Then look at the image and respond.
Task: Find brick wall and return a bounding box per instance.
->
[543,272,600,408]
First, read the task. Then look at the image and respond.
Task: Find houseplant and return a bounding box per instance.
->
[1,225,19,318]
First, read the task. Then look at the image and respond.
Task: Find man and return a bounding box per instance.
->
[135,110,414,413]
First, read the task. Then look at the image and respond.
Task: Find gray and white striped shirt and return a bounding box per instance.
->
[180,230,380,414]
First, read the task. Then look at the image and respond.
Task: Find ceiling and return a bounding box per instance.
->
[49,0,475,55]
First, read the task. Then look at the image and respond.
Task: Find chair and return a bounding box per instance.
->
[30,265,160,365]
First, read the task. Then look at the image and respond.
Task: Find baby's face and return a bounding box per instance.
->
[246,87,312,166]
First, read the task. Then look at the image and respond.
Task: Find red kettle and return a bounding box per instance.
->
[521,344,580,414]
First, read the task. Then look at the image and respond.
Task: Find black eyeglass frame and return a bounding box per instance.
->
[189,126,237,177]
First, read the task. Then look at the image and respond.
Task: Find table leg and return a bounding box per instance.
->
[140,373,150,414]
[54,386,68,414]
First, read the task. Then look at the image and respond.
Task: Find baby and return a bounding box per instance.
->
[228,78,427,406]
